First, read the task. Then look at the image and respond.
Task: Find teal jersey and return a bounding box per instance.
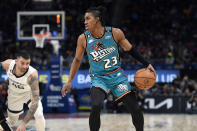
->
[85,27,121,75]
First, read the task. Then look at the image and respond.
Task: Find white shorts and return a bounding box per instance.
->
[7,91,31,115]
[7,91,43,117]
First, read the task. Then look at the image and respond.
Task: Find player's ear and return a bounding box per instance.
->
[15,59,18,64]
[15,57,19,63]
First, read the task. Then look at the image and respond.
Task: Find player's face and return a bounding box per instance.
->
[84,12,98,30]
[16,57,31,73]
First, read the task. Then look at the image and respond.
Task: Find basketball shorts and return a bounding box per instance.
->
[7,90,43,116]
[91,69,132,100]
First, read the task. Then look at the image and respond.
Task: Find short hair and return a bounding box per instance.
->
[86,6,107,26]
[16,50,30,59]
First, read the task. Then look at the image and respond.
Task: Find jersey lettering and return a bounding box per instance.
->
[90,46,116,62]
[12,82,24,89]
[9,78,25,89]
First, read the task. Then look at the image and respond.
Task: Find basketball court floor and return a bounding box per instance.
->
[13,113,197,131]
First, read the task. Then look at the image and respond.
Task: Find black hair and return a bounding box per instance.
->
[86,6,107,26]
[16,50,30,59]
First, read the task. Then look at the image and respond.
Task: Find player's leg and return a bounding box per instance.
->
[33,100,45,131]
[89,87,106,131]
[6,111,20,127]
[0,107,12,131]
[0,98,12,131]
[122,92,144,131]
[110,70,144,131]
[6,93,25,127]
[1,96,23,131]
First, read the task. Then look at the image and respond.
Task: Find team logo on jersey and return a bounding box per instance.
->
[9,78,25,89]
[89,42,116,62]
[117,84,128,92]
[90,42,105,51]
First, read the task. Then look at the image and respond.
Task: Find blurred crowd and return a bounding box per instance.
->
[61,0,197,69]
[0,0,197,70]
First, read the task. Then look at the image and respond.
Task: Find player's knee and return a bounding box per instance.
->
[34,111,44,119]
[0,110,5,120]
[133,108,142,114]
[91,105,102,113]
[127,103,141,114]
[7,117,17,126]
[131,105,142,114]
[34,101,44,119]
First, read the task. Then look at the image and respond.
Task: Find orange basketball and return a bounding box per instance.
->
[134,68,156,90]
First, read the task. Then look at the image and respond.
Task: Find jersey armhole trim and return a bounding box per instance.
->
[110,27,120,59]
[110,27,118,44]
[84,33,88,51]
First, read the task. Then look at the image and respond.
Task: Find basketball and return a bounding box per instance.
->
[134,68,156,90]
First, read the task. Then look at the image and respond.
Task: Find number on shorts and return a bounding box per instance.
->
[103,56,117,69]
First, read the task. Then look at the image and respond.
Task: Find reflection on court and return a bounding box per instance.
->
[16,113,197,131]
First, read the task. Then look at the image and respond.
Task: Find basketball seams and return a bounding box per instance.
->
[134,80,154,87]
[135,68,146,74]
[134,77,156,80]
[134,68,156,89]
[134,81,144,89]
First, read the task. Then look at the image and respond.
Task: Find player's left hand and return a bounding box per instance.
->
[16,121,26,131]
[61,81,72,97]
[147,64,156,77]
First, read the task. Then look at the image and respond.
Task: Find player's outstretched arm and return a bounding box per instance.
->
[16,71,39,131]
[61,34,86,97]
[0,59,12,72]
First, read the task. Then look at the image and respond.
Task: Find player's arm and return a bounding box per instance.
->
[0,59,12,78]
[17,71,39,130]
[112,28,132,51]
[0,59,13,130]
[112,28,155,72]
[112,28,149,66]
[61,34,86,97]
[0,59,12,76]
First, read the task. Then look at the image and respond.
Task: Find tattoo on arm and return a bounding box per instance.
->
[23,75,39,124]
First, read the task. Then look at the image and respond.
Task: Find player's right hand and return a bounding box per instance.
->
[61,81,72,97]
[147,64,156,77]
[16,121,26,131]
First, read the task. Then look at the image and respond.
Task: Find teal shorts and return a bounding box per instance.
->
[91,69,131,100]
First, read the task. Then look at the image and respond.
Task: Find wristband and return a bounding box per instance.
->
[129,47,150,67]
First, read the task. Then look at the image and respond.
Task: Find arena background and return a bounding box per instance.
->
[0,0,197,131]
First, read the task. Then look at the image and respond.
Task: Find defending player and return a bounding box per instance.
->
[0,51,45,131]
[0,63,12,131]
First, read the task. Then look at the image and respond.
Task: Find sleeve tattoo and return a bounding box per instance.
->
[23,75,40,124]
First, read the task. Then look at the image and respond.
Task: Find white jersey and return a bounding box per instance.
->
[7,60,36,94]
[4,60,45,131]
[6,60,37,111]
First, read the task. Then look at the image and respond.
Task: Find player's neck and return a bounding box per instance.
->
[14,66,25,76]
[90,26,105,39]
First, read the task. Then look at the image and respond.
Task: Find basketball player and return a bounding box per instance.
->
[0,51,45,131]
[61,6,156,131]
[0,66,13,131]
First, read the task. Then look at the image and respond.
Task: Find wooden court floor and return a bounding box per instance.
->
[14,113,197,131]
